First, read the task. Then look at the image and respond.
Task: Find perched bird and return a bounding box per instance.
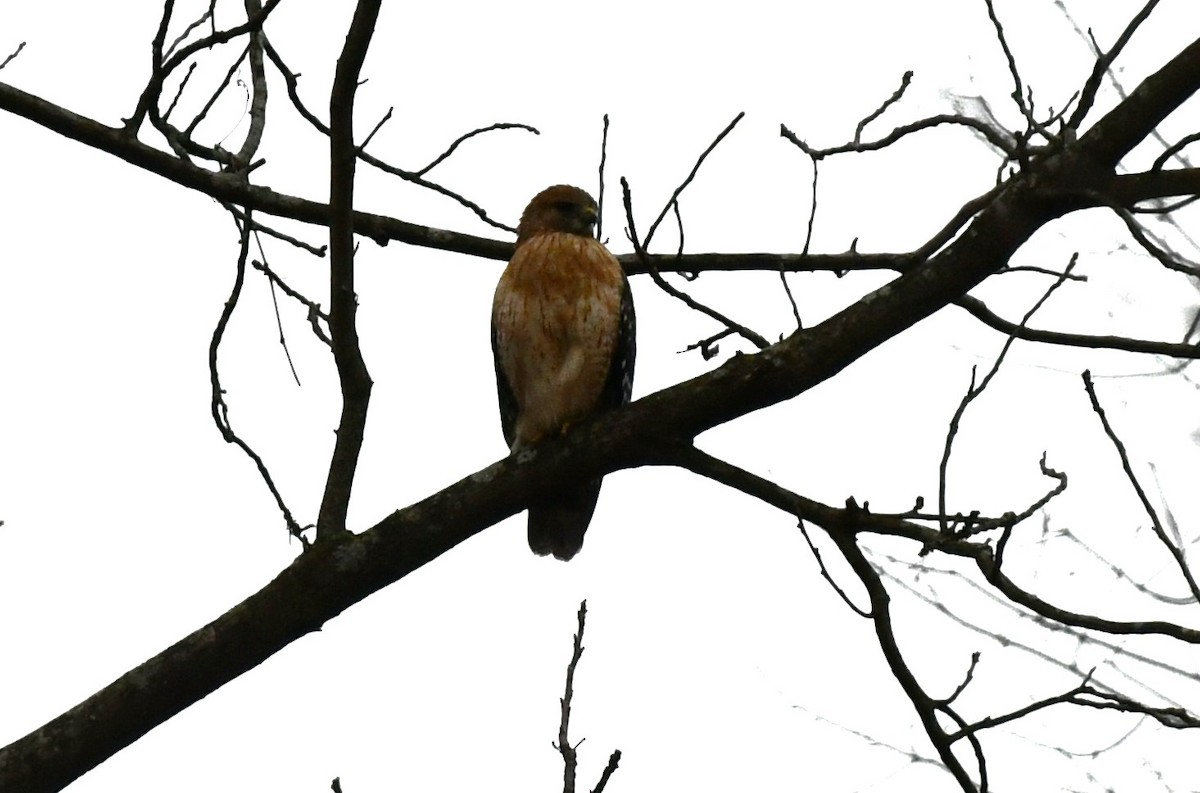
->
[491,185,636,560]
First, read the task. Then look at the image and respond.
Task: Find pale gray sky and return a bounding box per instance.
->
[2,2,1198,791]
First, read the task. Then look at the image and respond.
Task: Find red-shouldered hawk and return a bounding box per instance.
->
[491,185,636,561]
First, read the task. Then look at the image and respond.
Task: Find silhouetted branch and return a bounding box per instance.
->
[1082,370,1200,604]
[556,601,586,793]
[316,0,380,539]
[0,41,27,71]
[209,212,305,541]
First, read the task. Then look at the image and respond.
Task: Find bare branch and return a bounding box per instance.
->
[596,113,610,242]
[590,750,622,793]
[0,41,27,71]
[413,121,539,177]
[260,37,520,232]
[316,0,380,539]
[621,177,769,350]
[209,213,305,542]
[164,0,217,60]
[1067,0,1161,129]
[642,112,744,249]
[782,113,1018,161]
[939,255,1077,532]
[855,70,914,143]
[1082,370,1200,604]
[955,294,1200,359]
[556,601,587,793]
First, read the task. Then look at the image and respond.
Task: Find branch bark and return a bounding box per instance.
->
[316,0,380,538]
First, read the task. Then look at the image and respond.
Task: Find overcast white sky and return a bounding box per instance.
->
[2,2,1199,791]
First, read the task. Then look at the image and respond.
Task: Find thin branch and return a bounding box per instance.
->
[782,114,1018,161]
[232,0,268,169]
[1067,0,1161,130]
[182,44,250,141]
[982,0,1036,133]
[162,62,198,121]
[642,112,744,249]
[797,520,871,618]
[1081,370,1200,604]
[596,113,609,242]
[855,70,914,143]
[165,0,217,60]
[590,750,622,793]
[260,37,520,232]
[939,255,1077,532]
[316,0,380,539]
[357,106,393,153]
[556,601,587,793]
[955,293,1200,358]
[208,212,305,542]
[621,178,769,350]
[831,527,981,792]
[0,41,27,71]
[252,231,301,387]
[412,121,539,177]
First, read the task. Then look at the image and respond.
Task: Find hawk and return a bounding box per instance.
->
[491,185,636,560]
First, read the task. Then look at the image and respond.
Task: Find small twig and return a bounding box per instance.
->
[228,204,326,255]
[1067,0,1160,130]
[261,38,523,232]
[413,121,539,177]
[557,601,587,793]
[831,532,981,792]
[678,327,733,360]
[209,212,306,544]
[1152,130,1200,171]
[182,44,250,139]
[1082,370,1200,605]
[936,651,981,706]
[955,293,1200,359]
[162,62,198,121]
[621,178,769,350]
[1110,201,1200,276]
[998,264,1087,281]
[596,114,610,242]
[982,0,1037,134]
[782,113,1018,161]
[643,112,744,249]
[357,106,393,153]
[939,255,1077,532]
[797,521,871,618]
[165,0,217,60]
[252,231,301,387]
[590,749,621,793]
[0,41,26,71]
[855,70,914,143]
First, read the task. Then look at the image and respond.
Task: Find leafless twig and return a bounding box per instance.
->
[1082,370,1200,605]
[0,41,26,71]
[939,255,1078,533]
[209,212,306,544]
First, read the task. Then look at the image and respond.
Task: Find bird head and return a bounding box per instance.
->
[516,185,599,245]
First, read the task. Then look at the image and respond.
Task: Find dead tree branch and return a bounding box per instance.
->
[315,0,380,540]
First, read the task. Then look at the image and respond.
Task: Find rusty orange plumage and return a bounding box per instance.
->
[491,185,636,560]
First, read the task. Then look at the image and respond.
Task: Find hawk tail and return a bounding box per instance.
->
[527,477,603,561]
